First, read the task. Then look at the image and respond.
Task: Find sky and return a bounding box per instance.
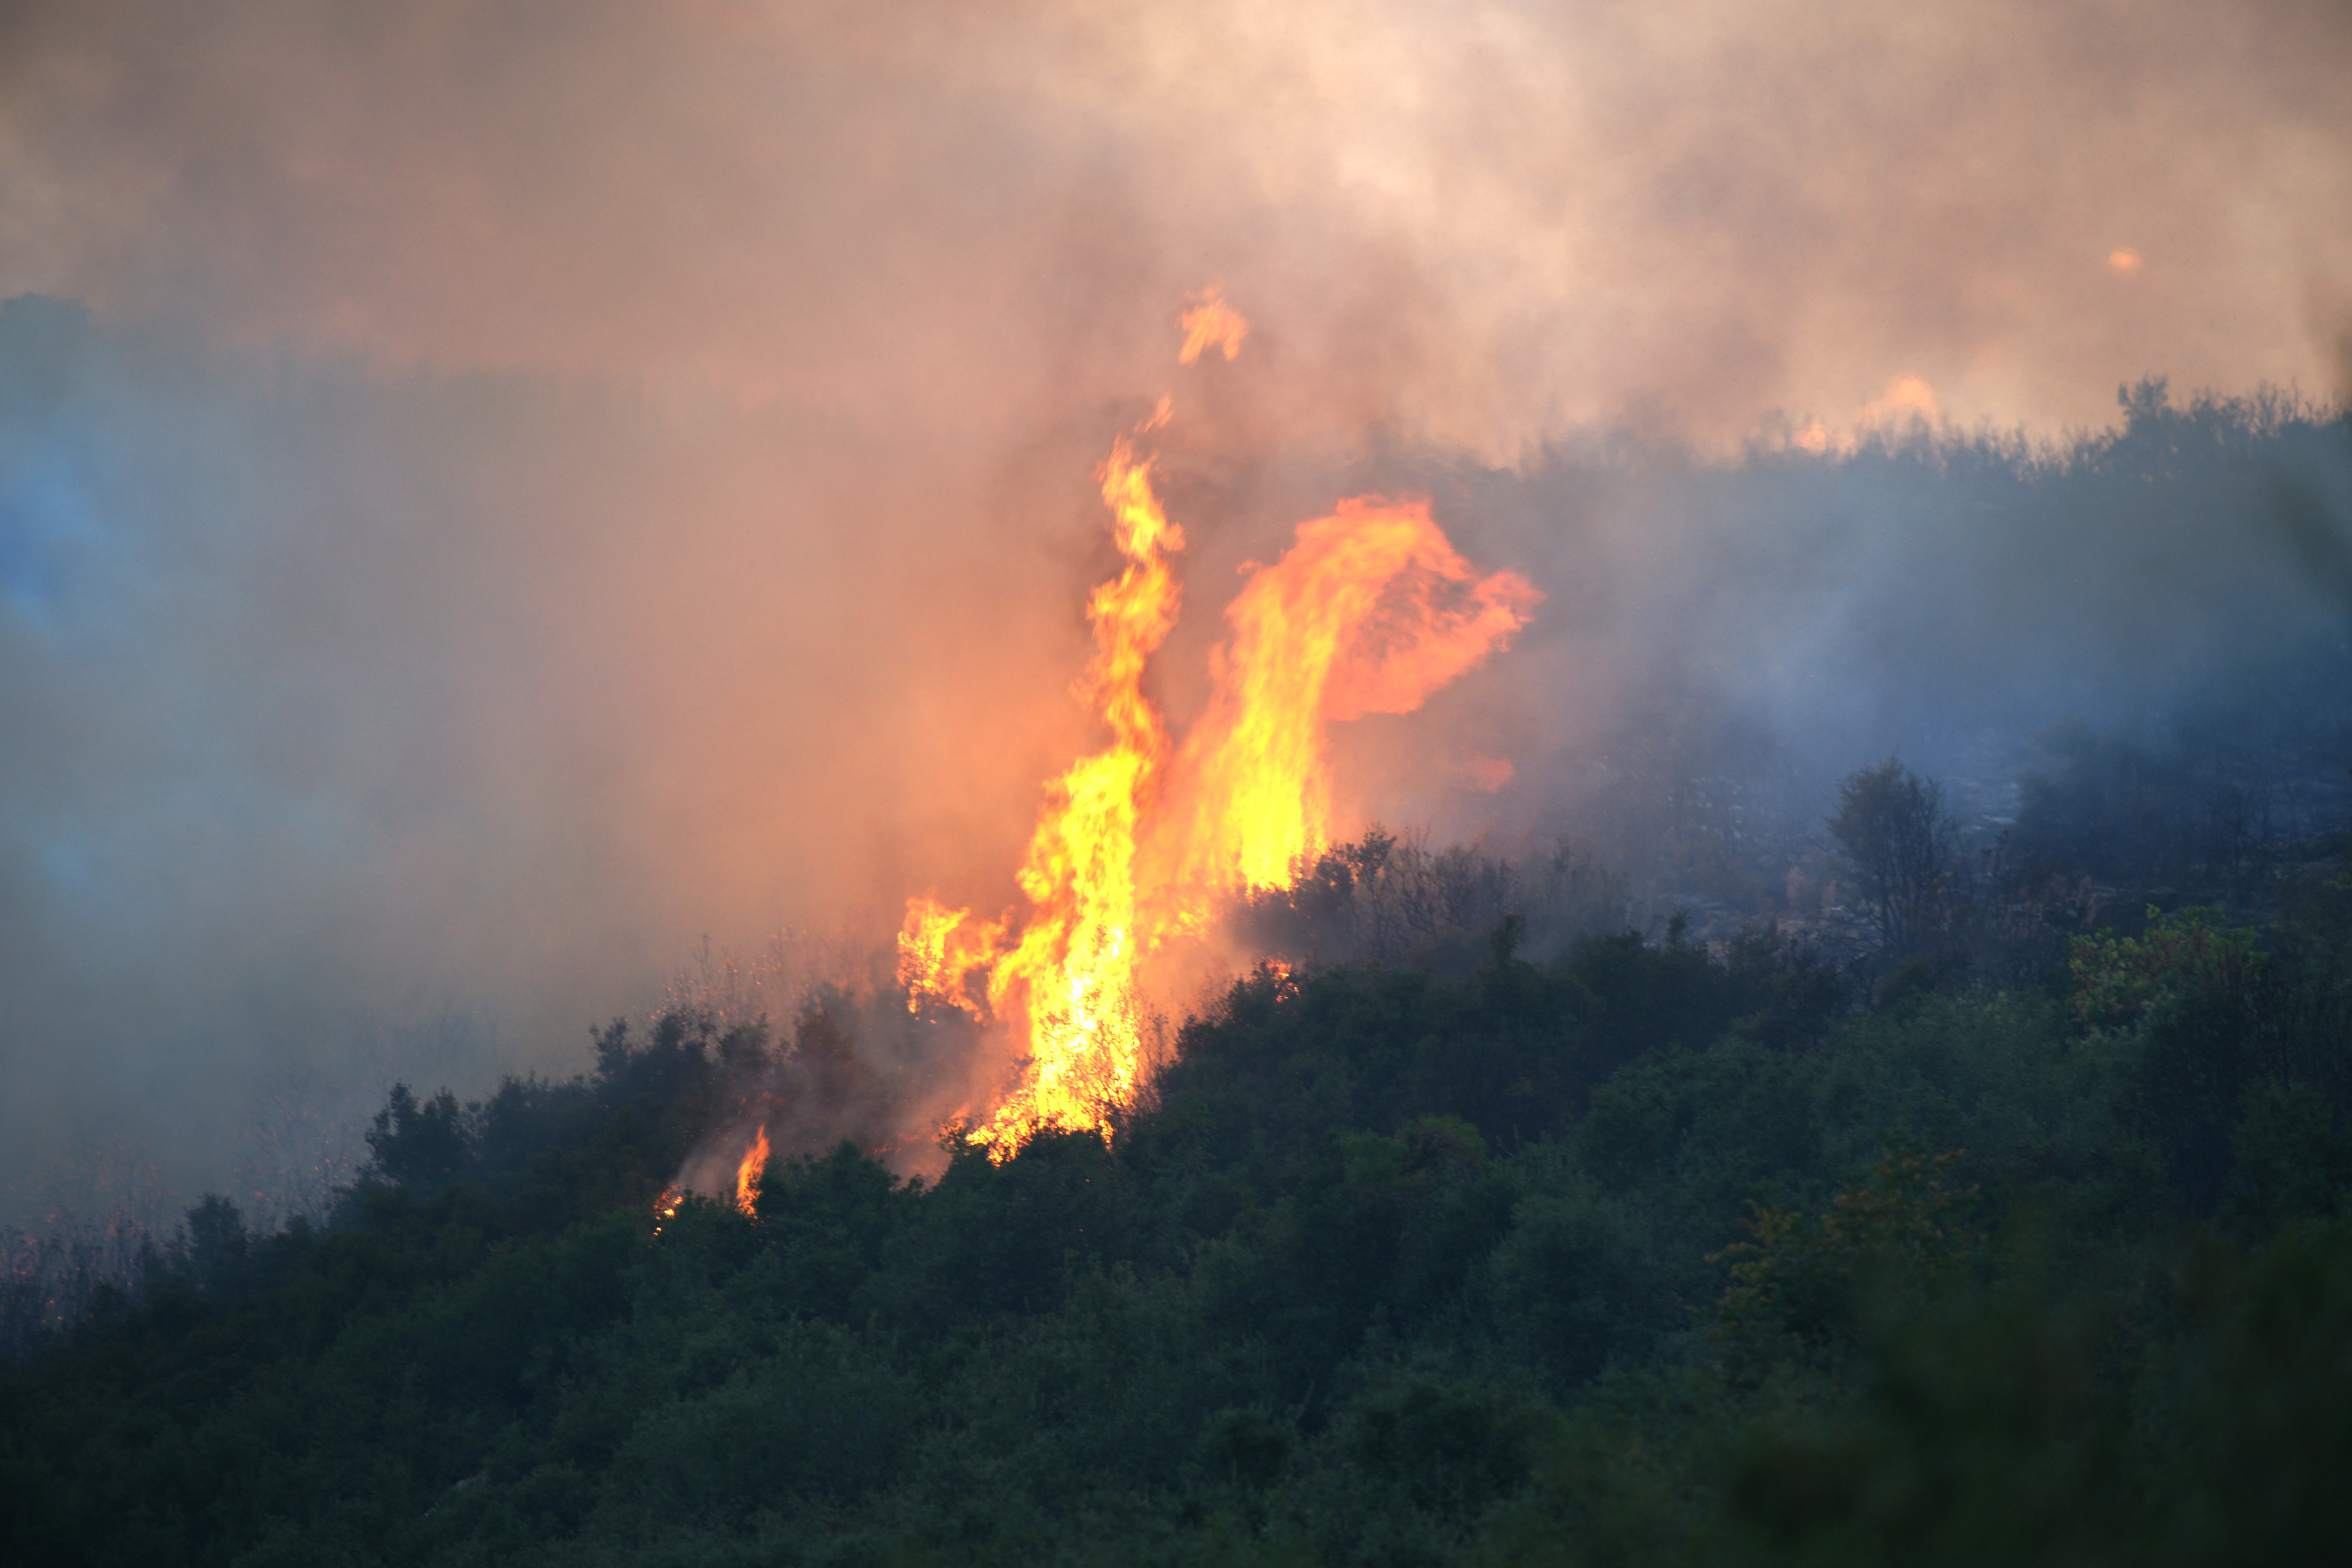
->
[2,0,2348,1221]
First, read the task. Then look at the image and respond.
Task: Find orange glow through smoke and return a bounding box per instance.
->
[1178,287,1250,364]
[903,295,1539,1156]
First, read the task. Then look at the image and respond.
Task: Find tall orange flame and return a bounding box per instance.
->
[734,1125,770,1215]
[965,427,1185,1152]
[900,296,1537,1158]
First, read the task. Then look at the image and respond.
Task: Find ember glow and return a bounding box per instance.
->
[902,298,1541,1155]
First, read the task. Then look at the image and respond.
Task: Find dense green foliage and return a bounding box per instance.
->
[7,875,2352,1565]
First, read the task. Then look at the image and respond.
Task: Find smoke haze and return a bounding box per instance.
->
[2,0,2348,1217]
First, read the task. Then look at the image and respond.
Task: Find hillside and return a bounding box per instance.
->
[7,863,2352,1565]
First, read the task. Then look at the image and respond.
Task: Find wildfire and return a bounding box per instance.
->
[651,1185,684,1234]
[905,414,1187,1154]
[1177,286,1249,364]
[1161,499,1541,902]
[898,896,1002,1016]
[734,1125,770,1215]
[901,291,1540,1156]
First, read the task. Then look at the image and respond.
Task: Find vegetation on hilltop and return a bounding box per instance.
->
[5,815,2351,1564]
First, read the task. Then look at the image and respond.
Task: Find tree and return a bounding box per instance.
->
[363,1083,475,1193]
[1829,757,1956,956]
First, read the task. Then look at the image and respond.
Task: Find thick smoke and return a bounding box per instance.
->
[1,0,2348,1219]
[1364,397,2352,895]
[3,1,2345,443]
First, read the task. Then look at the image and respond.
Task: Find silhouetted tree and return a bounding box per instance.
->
[179,1195,250,1298]
[1828,757,1956,957]
[363,1083,474,1194]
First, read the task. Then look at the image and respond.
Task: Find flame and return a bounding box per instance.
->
[963,426,1185,1152]
[898,895,1004,1016]
[1177,287,1249,364]
[900,295,1537,1157]
[1163,499,1541,895]
[734,1125,770,1215]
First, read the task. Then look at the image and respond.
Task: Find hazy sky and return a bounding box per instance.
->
[3,0,2347,1217]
